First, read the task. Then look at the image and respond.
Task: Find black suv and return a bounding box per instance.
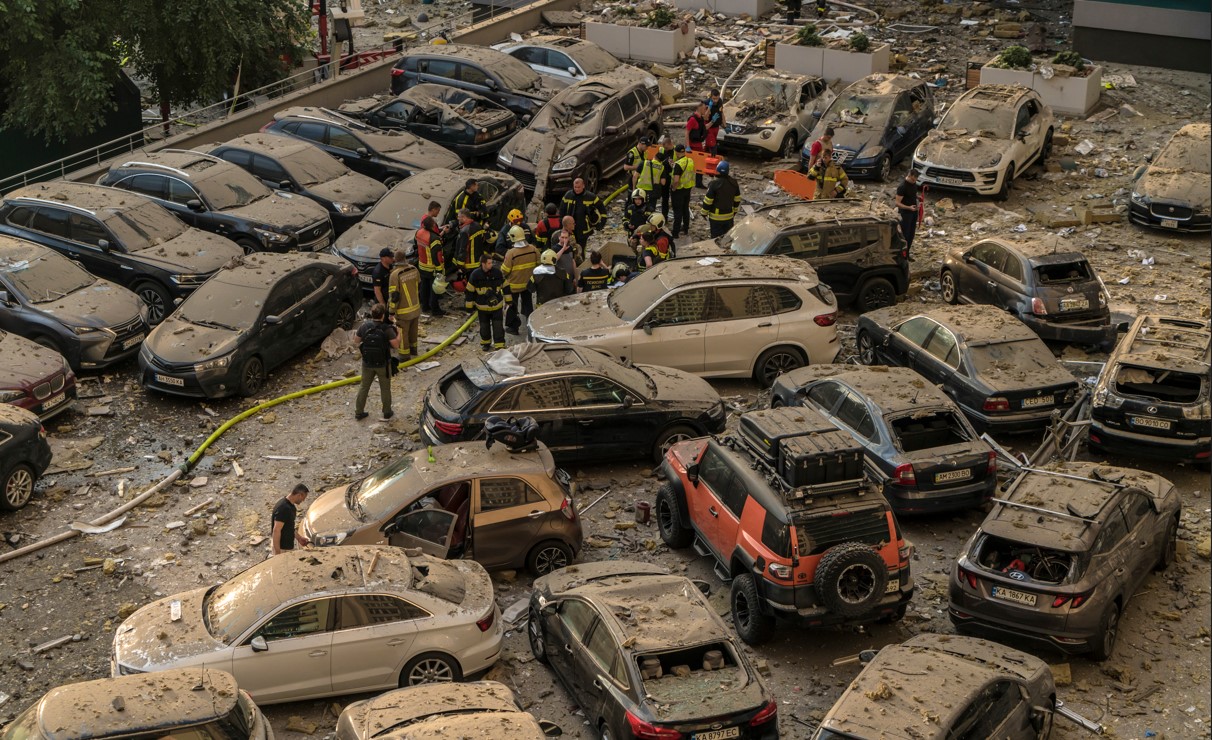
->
[680,198,909,311]
[389,45,556,120]
[0,404,52,512]
[0,182,243,323]
[97,150,334,255]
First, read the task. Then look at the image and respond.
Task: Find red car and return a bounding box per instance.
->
[0,330,76,420]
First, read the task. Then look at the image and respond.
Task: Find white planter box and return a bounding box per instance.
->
[980,62,1103,116]
[772,43,889,85]
[673,0,775,18]
[584,21,697,65]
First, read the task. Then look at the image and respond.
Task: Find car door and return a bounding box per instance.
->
[988,247,1028,311]
[17,206,87,266]
[471,476,550,569]
[567,373,649,458]
[1013,98,1045,169]
[618,91,647,151]
[958,241,1005,303]
[885,92,916,161]
[1089,506,1131,607]
[688,444,741,556]
[457,62,498,99]
[325,125,374,176]
[600,99,628,173]
[113,173,194,223]
[810,225,879,299]
[1117,491,1161,596]
[702,285,781,376]
[916,320,961,386]
[229,597,336,703]
[832,391,883,470]
[797,79,833,135]
[801,379,844,415]
[257,274,304,370]
[295,266,339,345]
[402,101,446,143]
[547,49,581,81]
[251,153,295,192]
[632,287,709,373]
[575,615,626,734]
[328,594,423,693]
[386,508,457,559]
[490,378,576,454]
[417,58,463,92]
[65,211,130,284]
[906,85,934,146]
[544,598,597,695]
[885,315,936,367]
[371,100,414,131]
[946,680,1037,740]
[286,120,332,155]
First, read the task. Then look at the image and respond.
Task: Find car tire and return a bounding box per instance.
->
[383,175,403,189]
[583,163,600,194]
[753,346,805,387]
[814,542,888,618]
[235,238,260,255]
[599,722,613,740]
[1,463,35,511]
[238,356,266,397]
[337,301,356,330]
[133,281,172,325]
[526,540,573,576]
[1089,602,1120,661]
[656,483,693,549]
[1156,518,1178,571]
[940,270,959,305]
[877,154,892,183]
[653,424,696,463]
[857,277,896,312]
[997,163,1015,201]
[730,573,775,645]
[527,606,549,664]
[400,652,462,686]
[856,330,877,365]
[779,132,799,159]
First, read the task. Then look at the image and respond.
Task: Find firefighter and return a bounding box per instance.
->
[559,178,604,248]
[534,203,564,249]
[465,252,508,350]
[816,159,850,199]
[454,208,491,295]
[700,160,741,237]
[414,200,446,317]
[640,214,674,270]
[501,226,539,335]
[625,189,649,235]
[493,208,535,256]
[670,143,696,237]
[452,178,486,225]
[387,248,421,363]
[578,250,611,292]
[636,143,668,216]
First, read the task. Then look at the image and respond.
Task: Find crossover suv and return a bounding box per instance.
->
[1129,122,1210,232]
[497,66,662,193]
[389,45,558,119]
[0,182,242,323]
[950,462,1181,660]
[97,150,334,254]
[528,561,779,738]
[912,84,1054,199]
[494,36,622,87]
[337,682,561,740]
[303,441,582,576]
[679,199,909,311]
[528,255,840,386]
[1090,314,1211,465]
[721,71,835,158]
[941,237,1117,348]
[658,407,912,644]
[0,330,76,420]
[0,404,52,511]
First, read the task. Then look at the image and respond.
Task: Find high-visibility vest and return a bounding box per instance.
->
[388,265,421,319]
[638,153,666,191]
[674,156,696,190]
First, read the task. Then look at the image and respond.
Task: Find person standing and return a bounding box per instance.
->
[624,189,649,235]
[807,126,835,171]
[455,208,490,281]
[452,178,486,225]
[636,148,665,216]
[816,159,850,199]
[371,248,394,307]
[559,178,603,248]
[655,142,673,220]
[624,134,650,189]
[492,208,535,256]
[271,484,310,556]
[554,215,584,264]
[388,248,421,363]
[686,102,709,154]
[533,203,564,249]
[705,89,725,158]
[578,250,611,292]
[700,161,741,238]
[415,201,446,318]
[465,252,508,351]
[353,303,400,421]
[532,250,563,306]
[895,169,920,257]
[551,228,579,297]
[501,226,539,335]
[670,144,696,237]
[784,0,803,23]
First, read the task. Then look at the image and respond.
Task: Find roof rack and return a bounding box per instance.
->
[719,436,866,501]
[998,466,1133,523]
[9,196,96,217]
[991,497,1096,524]
[160,148,224,163]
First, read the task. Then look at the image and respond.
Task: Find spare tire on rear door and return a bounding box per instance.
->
[813,541,888,617]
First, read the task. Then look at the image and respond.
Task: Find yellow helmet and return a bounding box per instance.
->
[431,272,448,295]
[508,225,526,243]
[508,209,524,223]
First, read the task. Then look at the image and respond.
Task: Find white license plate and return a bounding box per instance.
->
[991,585,1037,607]
[935,468,973,483]
[1161,218,1178,229]
[358,273,374,283]
[155,374,185,387]
[1131,416,1171,430]
[1059,297,1089,311]
[723,135,746,144]
[694,729,740,740]
[42,392,67,410]
[937,176,964,186]
[491,126,506,136]
[123,333,145,350]
[1022,396,1054,408]
[885,578,900,593]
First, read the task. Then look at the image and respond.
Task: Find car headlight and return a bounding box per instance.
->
[1130,191,1148,205]
[552,155,578,173]
[0,389,24,402]
[70,324,100,335]
[194,353,233,374]
[170,273,208,286]
[315,531,350,546]
[255,228,292,245]
[758,128,774,139]
[497,149,513,166]
[331,202,360,215]
[857,146,884,160]
[1092,387,1124,409]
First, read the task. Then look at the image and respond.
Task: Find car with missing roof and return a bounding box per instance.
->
[389,45,559,120]
[421,343,726,463]
[1,668,272,740]
[0,404,52,512]
[112,546,503,701]
[493,36,622,87]
[950,462,1181,660]
[1129,122,1210,233]
[941,237,1118,348]
[336,681,562,740]
[912,84,1054,200]
[0,330,76,421]
[856,303,1078,433]
[720,71,836,158]
[678,199,909,311]
[772,365,997,515]
[97,150,334,255]
[1089,314,1211,465]
[528,561,779,740]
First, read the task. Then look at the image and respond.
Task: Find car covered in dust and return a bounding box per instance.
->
[389,45,559,120]
[111,546,503,702]
[0,330,75,421]
[912,84,1054,200]
[0,404,51,512]
[720,71,835,158]
[494,35,622,87]
[950,462,1181,660]
[527,561,779,740]
[1,668,273,740]
[1129,122,1210,232]
[856,304,1078,433]
[336,681,561,740]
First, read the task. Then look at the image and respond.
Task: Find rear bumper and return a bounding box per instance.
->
[763,575,914,624]
[1088,420,1212,464]
[1018,313,1117,346]
[885,477,994,515]
[963,401,1074,434]
[948,602,1094,655]
[458,608,505,676]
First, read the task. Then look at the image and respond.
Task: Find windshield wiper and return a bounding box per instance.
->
[188,318,240,331]
[346,478,367,520]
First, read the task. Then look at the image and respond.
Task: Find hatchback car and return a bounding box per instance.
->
[772,365,996,514]
[856,304,1078,433]
[112,546,503,702]
[0,236,148,371]
[0,404,51,512]
[1129,122,1210,232]
[494,36,622,87]
[528,561,779,740]
[264,107,464,186]
[528,255,840,386]
[912,84,1054,199]
[941,237,1117,348]
[207,134,387,234]
[950,462,1181,660]
[803,73,935,181]
[0,330,75,420]
[0,182,243,323]
[336,681,561,740]
[2,669,272,740]
[303,441,582,576]
[389,45,558,120]
[421,344,726,463]
[138,252,360,398]
[497,66,662,194]
[721,71,835,158]
[1090,314,1211,465]
[97,150,334,254]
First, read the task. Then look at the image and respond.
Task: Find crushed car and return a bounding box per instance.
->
[1129,122,1210,233]
[720,71,835,158]
[0,330,76,421]
[390,45,559,120]
[336,681,561,740]
[0,404,52,512]
[493,35,622,87]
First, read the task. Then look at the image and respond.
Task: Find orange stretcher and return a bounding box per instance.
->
[773,169,817,201]
[642,145,721,176]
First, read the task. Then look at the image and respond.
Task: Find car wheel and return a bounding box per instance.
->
[856,330,877,365]
[133,281,172,325]
[754,346,804,387]
[336,301,356,330]
[1089,603,1120,661]
[814,541,888,618]
[582,163,600,195]
[238,356,266,397]
[1,463,35,511]
[857,277,896,312]
[383,175,403,189]
[656,483,693,549]
[599,722,613,740]
[877,154,892,182]
[940,270,959,305]
[235,238,260,255]
[1041,128,1054,161]
[1156,517,1178,571]
[997,163,1015,201]
[653,424,696,463]
[400,652,462,686]
[527,606,549,664]
[730,573,775,645]
[779,132,799,159]
[527,540,573,576]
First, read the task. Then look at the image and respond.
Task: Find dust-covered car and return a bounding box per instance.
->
[1090,314,1211,465]
[912,84,1054,199]
[1,668,273,740]
[528,561,779,740]
[720,71,835,158]
[940,237,1117,348]
[1129,122,1210,232]
[856,304,1078,433]
[493,35,622,87]
[0,404,51,512]
[111,546,504,702]
[390,45,559,119]
[0,330,75,421]
[950,462,1181,660]
[336,681,561,740]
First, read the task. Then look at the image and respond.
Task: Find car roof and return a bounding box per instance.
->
[743,70,823,84]
[349,681,521,737]
[972,237,1090,265]
[274,106,368,130]
[6,181,150,214]
[232,546,417,605]
[410,440,554,487]
[656,255,819,288]
[522,35,601,52]
[34,669,239,740]
[209,252,346,289]
[577,572,731,653]
[393,167,513,200]
[843,73,927,97]
[460,343,594,387]
[955,83,1035,108]
[781,364,954,413]
[865,303,1039,345]
[1113,314,1210,374]
[113,150,233,180]
[753,197,898,225]
[0,402,40,428]
[213,133,320,158]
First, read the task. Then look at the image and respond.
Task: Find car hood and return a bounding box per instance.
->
[675,238,726,258]
[303,483,365,537]
[128,229,242,274]
[723,100,793,129]
[1137,167,1212,211]
[0,332,62,383]
[39,281,143,329]
[113,587,227,670]
[826,122,885,154]
[639,364,718,406]
[915,130,1011,170]
[146,315,242,363]
[334,220,416,262]
[226,193,329,230]
[528,290,629,342]
[367,134,464,170]
[306,172,388,209]
[502,127,583,170]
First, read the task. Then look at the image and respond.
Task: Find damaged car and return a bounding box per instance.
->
[856,304,1079,433]
[0,404,52,512]
[912,84,1054,200]
[1129,122,1210,232]
[527,561,779,740]
[1089,314,1211,465]
[494,35,622,87]
[336,681,562,740]
[720,71,835,158]
[0,330,76,421]
[950,462,1181,660]
[390,45,558,120]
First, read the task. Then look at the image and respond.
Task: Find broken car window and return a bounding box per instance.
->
[1035,261,1092,284]
[940,101,1014,139]
[351,454,416,523]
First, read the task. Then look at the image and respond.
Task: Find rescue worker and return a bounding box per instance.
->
[532,250,563,306]
[670,144,696,237]
[640,228,673,271]
[700,160,741,237]
[454,208,491,294]
[624,189,649,236]
[816,158,850,199]
[807,127,835,171]
[705,89,725,158]
[452,178,486,225]
[636,146,666,216]
[784,0,802,24]
[415,200,446,318]
[655,139,674,218]
[559,178,604,248]
[816,0,828,17]
[895,169,920,257]
[371,248,394,308]
[624,134,650,189]
[493,208,535,256]
[387,248,421,363]
[686,102,709,154]
[501,226,539,335]
[465,252,508,350]
[578,250,611,292]
[533,203,563,249]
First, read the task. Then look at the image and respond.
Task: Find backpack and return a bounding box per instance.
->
[688,115,707,143]
[359,322,390,366]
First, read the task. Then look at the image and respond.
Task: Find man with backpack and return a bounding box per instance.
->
[534,203,564,249]
[352,303,400,421]
[686,102,709,154]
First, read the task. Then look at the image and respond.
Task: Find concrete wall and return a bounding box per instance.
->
[1072,0,1210,72]
[584,21,698,65]
[981,64,1104,117]
[673,0,775,18]
[773,43,889,85]
[451,0,582,45]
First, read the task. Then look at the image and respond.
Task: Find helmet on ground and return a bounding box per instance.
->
[631,188,646,202]
[507,209,524,223]
[716,161,731,175]
[508,225,526,243]
[648,213,665,229]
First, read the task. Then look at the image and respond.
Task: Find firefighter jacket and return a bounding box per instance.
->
[701,175,741,221]
[388,263,421,320]
[452,189,486,223]
[625,201,649,233]
[455,221,491,270]
[415,216,444,272]
[641,231,674,269]
[816,163,850,199]
[560,189,604,234]
[534,216,563,248]
[501,243,540,293]
[578,266,611,291]
[465,265,509,312]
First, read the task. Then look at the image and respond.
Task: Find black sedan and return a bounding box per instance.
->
[856,304,1078,433]
[772,364,997,515]
[0,404,52,511]
[139,253,360,399]
[420,343,727,462]
[1129,122,1210,233]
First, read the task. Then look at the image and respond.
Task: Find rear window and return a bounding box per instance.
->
[1112,364,1204,404]
[794,508,891,556]
[889,412,969,452]
[968,339,1057,376]
[637,643,746,705]
[1035,261,1092,284]
[972,533,1078,585]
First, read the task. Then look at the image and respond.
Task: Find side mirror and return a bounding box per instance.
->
[685,462,699,483]
[250,636,269,652]
[567,66,578,76]
[604,126,619,136]
[485,78,498,90]
[642,320,654,335]
[691,579,712,596]
[186,199,205,212]
[540,602,558,617]
[812,110,822,119]
[0,290,9,305]
[539,720,564,737]
[264,315,282,325]
[1015,130,1027,141]
[97,239,110,252]
[962,253,974,264]
[279,180,293,190]
[621,395,634,409]
[356,148,370,157]
[858,649,877,664]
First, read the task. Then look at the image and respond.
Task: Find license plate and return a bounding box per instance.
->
[123,333,145,350]
[937,176,964,186]
[991,585,1037,606]
[934,468,972,483]
[1022,396,1053,408]
[1059,297,1089,311]
[723,135,746,144]
[885,578,900,593]
[693,728,740,740]
[155,374,185,387]
[41,392,67,411]
[491,126,506,136]
[1130,416,1171,430]
[358,273,374,283]
[1161,218,1178,229]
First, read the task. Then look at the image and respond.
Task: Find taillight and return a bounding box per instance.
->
[390,67,404,77]
[898,541,912,563]
[986,450,997,474]
[958,567,978,589]
[768,562,792,580]
[38,425,47,439]
[813,312,837,327]
[750,700,778,727]
[1052,592,1091,609]
[259,121,272,133]
[625,711,682,739]
[1031,297,1047,315]
[893,463,916,486]
[982,396,1010,412]
[560,496,577,522]
[476,609,495,632]
[433,420,463,436]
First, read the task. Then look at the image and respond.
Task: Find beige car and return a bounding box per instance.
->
[336,681,562,740]
[527,255,840,386]
[111,546,503,703]
[2,668,272,740]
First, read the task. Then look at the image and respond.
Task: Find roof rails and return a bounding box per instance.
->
[119,160,190,177]
[160,148,224,163]
[8,196,97,217]
[991,498,1097,524]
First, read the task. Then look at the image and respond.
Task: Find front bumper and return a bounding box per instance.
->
[140,354,238,399]
[1128,200,1211,233]
[1018,312,1117,346]
[720,132,780,156]
[885,477,994,515]
[78,323,148,370]
[1088,419,1212,464]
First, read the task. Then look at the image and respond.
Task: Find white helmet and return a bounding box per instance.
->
[647,213,665,229]
[631,188,647,202]
[508,225,527,243]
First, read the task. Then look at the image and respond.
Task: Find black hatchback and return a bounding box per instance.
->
[0,401,53,512]
[389,45,556,120]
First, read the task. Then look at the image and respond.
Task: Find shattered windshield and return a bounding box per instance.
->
[103,201,187,252]
[0,251,95,303]
[608,269,666,322]
[824,94,893,125]
[574,45,621,75]
[351,454,416,522]
[532,89,609,131]
[194,167,271,210]
[733,77,796,111]
[968,339,1057,376]
[177,279,263,330]
[941,103,1013,138]
[279,146,349,186]
[715,216,778,254]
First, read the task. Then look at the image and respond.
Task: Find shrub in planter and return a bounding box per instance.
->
[645,7,676,28]
[991,45,1031,69]
[796,23,824,46]
[848,32,871,52]
[1052,50,1085,71]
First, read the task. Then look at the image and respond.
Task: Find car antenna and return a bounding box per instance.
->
[910,388,919,404]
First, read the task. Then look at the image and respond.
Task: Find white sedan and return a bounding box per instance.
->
[492,36,621,87]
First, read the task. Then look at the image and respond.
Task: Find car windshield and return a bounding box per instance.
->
[367,187,436,229]
[968,339,1058,376]
[733,77,796,110]
[1155,133,1210,172]
[194,166,271,210]
[103,201,188,251]
[941,102,1013,138]
[279,146,349,186]
[349,454,416,522]
[177,279,264,330]
[607,269,665,322]
[532,88,609,131]
[0,251,95,303]
[824,94,893,125]
[204,575,265,644]
[0,704,39,740]
[573,45,621,75]
[715,215,778,254]
[495,55,543,90]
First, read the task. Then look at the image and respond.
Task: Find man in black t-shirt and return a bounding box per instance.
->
[578,250,611,292]
[894,170,920,257]
[271,484,310,556]
[371,248,395,307]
